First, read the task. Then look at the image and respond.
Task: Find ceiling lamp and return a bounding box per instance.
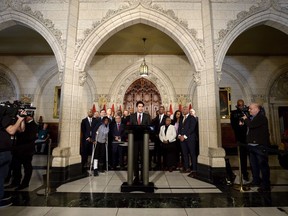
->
[139,38,148,77]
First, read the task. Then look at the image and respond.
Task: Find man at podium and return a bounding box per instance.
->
[129,101,151,183]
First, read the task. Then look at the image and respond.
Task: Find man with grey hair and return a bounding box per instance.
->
[242,103,271,192]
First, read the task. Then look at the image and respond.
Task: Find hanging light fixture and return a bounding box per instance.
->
[139,38,148,77]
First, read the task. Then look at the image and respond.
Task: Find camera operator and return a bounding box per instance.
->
[230,99,249,182]
[242,103,271,192]
[10,113,38,191]
[0,109,25,207]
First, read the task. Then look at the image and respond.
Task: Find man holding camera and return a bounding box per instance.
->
[0,109,25,208]
[11,113,38,191]
[230,99,249,182]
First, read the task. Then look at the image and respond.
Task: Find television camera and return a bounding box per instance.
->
[0,100,36,118]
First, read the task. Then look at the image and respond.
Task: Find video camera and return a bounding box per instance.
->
[0,100,36,118]
[232,105,250,121]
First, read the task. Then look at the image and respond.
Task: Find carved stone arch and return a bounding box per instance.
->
[75,3,205,76]
[215,8,288,71]
[108,61,177,110]
[220,63,253,102]
[85,73,98,103]
[0,64,20,101]
[0,12,65,71]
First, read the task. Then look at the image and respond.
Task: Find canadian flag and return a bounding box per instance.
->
[92,104,96,113]
[169,104,173,114]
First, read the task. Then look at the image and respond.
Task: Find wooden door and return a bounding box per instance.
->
[123,78,161,119]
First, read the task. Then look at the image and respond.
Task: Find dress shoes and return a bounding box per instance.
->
[257,187,271,193]
[4,184,18,189]
[187,171,197,178]
[180,168,191,173]
[14,184,29,191]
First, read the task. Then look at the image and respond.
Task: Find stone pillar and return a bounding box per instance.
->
[50,0,84,188]
[196,0,226,184]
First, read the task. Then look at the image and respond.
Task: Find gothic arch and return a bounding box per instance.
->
[0,11,65,71]
[220,63,253,102]
[215,9,288,71]
[0,64,20,101]
[75,3,205,74]
[108,60,177,109]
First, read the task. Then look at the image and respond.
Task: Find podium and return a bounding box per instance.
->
[121,125,155,192]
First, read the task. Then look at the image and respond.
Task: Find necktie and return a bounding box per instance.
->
[138,114,141,125]
[117,123,120,131]
[183,115,186,124]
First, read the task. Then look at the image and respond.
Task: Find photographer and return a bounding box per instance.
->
[11,113,38,191]
[0,108,25,208]
[230,99,249,182]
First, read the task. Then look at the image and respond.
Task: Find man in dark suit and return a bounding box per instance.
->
[130,101,151,183]
[230,99,249,182]
[80,109,99,171]
[152,105,167,169]
[242,103,270,192]
[178,106,198,176]
[111,115,126,169]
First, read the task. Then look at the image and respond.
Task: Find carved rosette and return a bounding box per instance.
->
[177,95,190,107]
[76,0,203,55]
[1,0,65,51]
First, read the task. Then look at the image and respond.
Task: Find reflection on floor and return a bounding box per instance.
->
[1,155,288,216]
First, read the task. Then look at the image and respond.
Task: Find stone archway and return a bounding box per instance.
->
[124,78,161,119]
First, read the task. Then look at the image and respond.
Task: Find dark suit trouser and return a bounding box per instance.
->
[95,142,106,170]
[248,145,270,189]
[180,139,197,171]
[162,142,177,168]
[12,155,33,186]
[81,140,93,167]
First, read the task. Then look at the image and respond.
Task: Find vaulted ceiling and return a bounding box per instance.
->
[0,23,287,56]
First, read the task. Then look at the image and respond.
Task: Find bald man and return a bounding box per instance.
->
[242,103,271,192]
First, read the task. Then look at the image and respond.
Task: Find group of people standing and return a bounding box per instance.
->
[80,102,199,179]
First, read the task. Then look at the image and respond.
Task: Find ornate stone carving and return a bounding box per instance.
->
[193,71,201,85]
[177,94,190,107]
[270,72,288,100]
[20,94,33,104]
[1,0,65,51]
[252,94,267,104]
[208,147,225,158]
[79,70,87,86]
[0,73,16,101]
[214,0,271,52]
[76,0,203,54]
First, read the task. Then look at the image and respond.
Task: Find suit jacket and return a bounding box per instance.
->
[159,124,177,143]
[178,114,197,142]
[130,112,151,126]
[244,112,269,146]
[130,112,151,140]
[111,122,126,141]
[152,114,168,134]
[81,117,99,143]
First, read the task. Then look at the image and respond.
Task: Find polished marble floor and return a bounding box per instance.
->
[1,154,288,215]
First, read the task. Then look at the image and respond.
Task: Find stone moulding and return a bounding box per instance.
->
[214,0,288,54]
[1,0,65,52]
[76,0,204,55]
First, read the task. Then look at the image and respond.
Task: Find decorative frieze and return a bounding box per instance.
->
[1,0,65,51]
[76,0,203,55]
[270,72,288,100]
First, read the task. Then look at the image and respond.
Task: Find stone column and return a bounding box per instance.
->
[51,0,84,187]
[196,0,226,184]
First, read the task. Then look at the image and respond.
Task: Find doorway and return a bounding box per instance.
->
[123,78,162,118]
